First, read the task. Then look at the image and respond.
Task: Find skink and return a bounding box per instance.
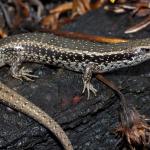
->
[0,32,149,98]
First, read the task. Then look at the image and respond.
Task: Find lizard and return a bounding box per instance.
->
[0,32,149,99]
[0,32,150,149]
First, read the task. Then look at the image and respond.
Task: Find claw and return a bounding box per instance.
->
[22,75,35,81]
[12,67,39,81]
[89,83,97,96]
[82,79,97,99]
[82,81,86,94]
[22,72,39,78]
[12,74,23,81]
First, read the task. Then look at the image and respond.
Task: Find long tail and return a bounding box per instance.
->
[0,82,73,150]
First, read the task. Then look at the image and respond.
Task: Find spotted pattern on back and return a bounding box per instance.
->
[0,32,149,73]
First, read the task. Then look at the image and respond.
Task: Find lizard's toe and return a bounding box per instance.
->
[82,80,97,99]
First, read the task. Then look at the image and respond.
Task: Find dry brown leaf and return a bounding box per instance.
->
[49,2,73,14]
[0,28,7,38]
[41,13,59,30]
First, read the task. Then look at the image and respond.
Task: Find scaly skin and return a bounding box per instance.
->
[0,33,150,98]
[0,81,73,150]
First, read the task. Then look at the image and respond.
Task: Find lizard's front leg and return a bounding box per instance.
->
[10,57,38,81]
[82,62,98,99]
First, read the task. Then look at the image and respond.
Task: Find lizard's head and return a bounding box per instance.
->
[140,47,150,58]
[129,37,150,61]
[134,46,150,61]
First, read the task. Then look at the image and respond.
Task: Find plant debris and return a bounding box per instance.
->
[105,0,150,33]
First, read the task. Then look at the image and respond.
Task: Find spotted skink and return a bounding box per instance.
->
[0,32,149,98]
[0,32,150,149]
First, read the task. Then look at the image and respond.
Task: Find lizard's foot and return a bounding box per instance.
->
[19,67,39,81]
[82,62,98,99]
[12,67,39,81]
[82,80,97,99]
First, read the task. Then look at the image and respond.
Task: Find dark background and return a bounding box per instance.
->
[0,2,149,150]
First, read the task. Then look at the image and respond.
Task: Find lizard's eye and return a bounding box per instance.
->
[141,48,150,53]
